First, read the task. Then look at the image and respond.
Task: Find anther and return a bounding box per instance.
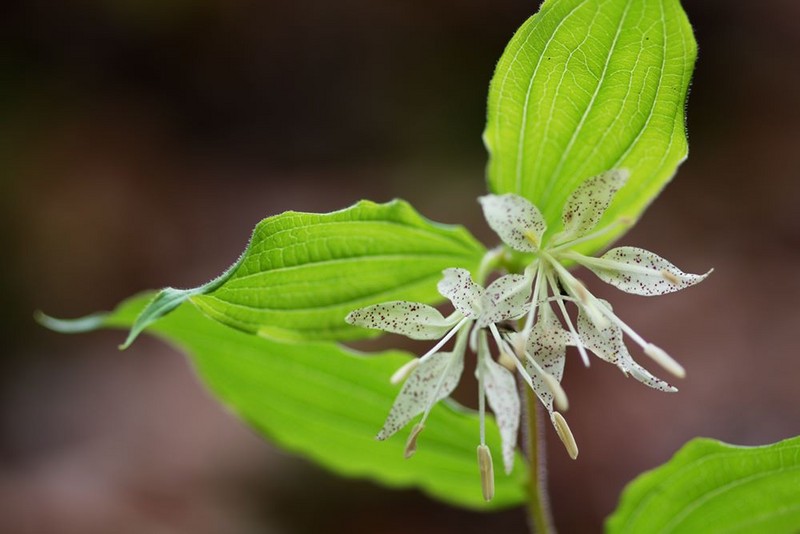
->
[477,444,495,501]
[404,423,425,459]
[644,343,686,378]
[390,359,419,385]
[551,412,579,460]
[497,351,517,372]
[543,372,569,412]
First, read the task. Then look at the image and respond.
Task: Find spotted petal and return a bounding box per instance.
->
[346,301,455,340]
[577,303,675,392]
[376,349,466,440]
[477,334,520,475]
[477,272,533,327]
[553,169,628,245]
[580,246,712,296]
[525,310,570,410]
[437,268,483,319]
[479,194,547,252]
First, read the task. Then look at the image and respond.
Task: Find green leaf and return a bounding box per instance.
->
[40,294,527,510]
[122,199,485,347]
[606,436,800,533]
[484,0,696,253]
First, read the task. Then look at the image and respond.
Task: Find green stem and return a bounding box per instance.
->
[524,388,555,534]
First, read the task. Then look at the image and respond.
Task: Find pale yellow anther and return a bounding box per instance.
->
[573,279,591,304]
[644,343,686,379]
[551,412,579,460]
[497,351,517,372]
[390,359,419,385]
[404,423,425,459]
[543,372,569,412]
[661,269,681,285]
[477,444,495,501]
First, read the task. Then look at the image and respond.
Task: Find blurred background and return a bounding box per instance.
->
[3,0,799,532]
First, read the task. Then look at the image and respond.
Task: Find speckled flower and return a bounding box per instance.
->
[346,267,566,500]
[479,169,712,458]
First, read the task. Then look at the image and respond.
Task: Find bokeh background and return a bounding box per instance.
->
[3,0,799,532]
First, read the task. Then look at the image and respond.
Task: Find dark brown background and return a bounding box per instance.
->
[3,0,799,532]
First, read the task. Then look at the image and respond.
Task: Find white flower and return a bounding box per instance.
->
[479,169,712,458]
[346,267,567,501]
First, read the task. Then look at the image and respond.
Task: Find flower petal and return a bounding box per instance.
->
[477,272,533,327]
[577,303,675,392]
[478,335,520,475]
[554,169,628,244]
[525,310,569,411]
[582,246,712,296]
[437,268,483,319]
[478,194,547,252]
[346,301,454,340]
[576,303,628,367]
[376,350,466,440]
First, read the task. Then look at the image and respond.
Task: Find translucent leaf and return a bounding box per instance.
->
[484,0,696,254]
[607,436,800,533]
[120,199,485,346]
[39,294,527,510]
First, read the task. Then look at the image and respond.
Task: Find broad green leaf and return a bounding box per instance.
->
[484,0,696,253]
[122,199,485,347]
[606,436,800,533]
[39,294,527,510]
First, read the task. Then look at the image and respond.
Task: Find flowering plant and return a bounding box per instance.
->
[39,1,800,532]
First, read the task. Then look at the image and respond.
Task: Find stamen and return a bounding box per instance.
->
[545,270,591,367]
[488,324,568,412]
[551,412,579,460]
[522,261,546,338]
[644,343,686,378]
[497,350,517,372]
[477,331,488,446]
[390,359,419,384]
[591,300,687,379]
[417,329,470,430]
[548,258,609,330]
[417,317,471,365]
[477,444,495,501]
[524,350,569,411]
[404,423,425,458]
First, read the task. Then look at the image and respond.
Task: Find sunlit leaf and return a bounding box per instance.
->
[39,294,527,510]
[120,199,485,347]
[606,436,800,533]
[484,0,696,253]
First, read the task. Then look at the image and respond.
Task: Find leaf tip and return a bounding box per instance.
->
[34,309,108,334]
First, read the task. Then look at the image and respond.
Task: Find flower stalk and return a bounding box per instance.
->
[524,388,555,534]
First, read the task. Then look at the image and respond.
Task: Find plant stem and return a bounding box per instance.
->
[523,388,555,534]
